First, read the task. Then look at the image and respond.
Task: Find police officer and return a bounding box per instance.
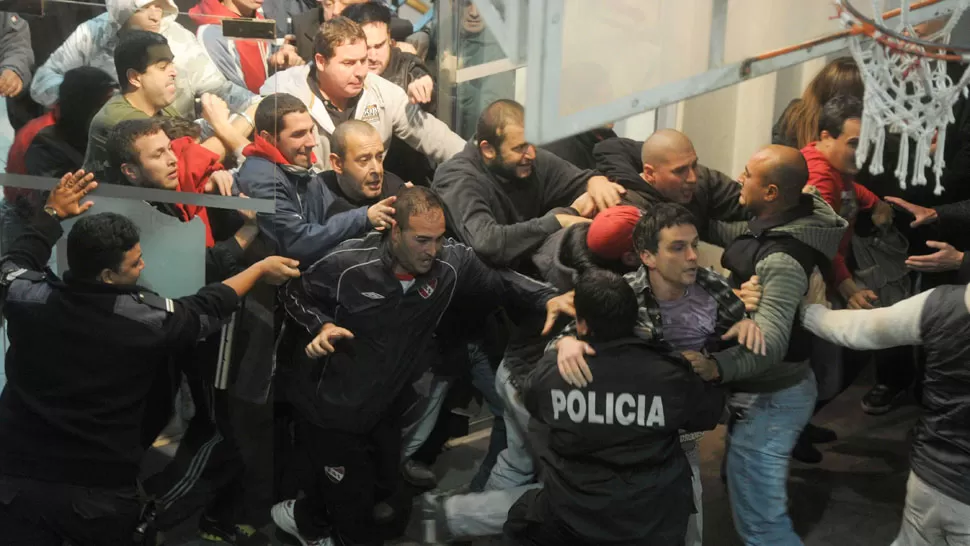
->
[0,170,300,544]
[505,269,726,546]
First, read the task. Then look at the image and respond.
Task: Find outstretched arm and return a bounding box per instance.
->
[801,289,932,350]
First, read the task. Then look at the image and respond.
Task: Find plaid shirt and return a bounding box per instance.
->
[549,265,747,352]
[547,264,746,443]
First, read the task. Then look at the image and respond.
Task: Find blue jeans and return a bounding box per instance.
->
[726,371,817,546]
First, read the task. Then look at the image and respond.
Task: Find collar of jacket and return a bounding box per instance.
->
[243,135,317,174]
[747,194,814,236]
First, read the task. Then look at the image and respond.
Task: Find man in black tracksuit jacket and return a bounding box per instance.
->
[593,132,747,244]
[505,270,725,546]
[274,186,568,546]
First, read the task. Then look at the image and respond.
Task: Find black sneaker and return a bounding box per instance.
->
[402,459,438,489]
[802,423,838,444]
[861,384,904,415]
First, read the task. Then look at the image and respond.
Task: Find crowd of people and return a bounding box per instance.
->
[0,1,968,546]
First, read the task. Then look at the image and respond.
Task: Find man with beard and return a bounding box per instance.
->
[321,119,405,217]
[432,99,625,272]
[271,186,575,546]
[593,129,748,244]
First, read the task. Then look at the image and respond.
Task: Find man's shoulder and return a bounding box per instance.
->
[431,151,483,189]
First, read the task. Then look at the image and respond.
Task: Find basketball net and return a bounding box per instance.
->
[838,0,970,194]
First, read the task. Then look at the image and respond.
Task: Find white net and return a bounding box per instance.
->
[838,0,970,195]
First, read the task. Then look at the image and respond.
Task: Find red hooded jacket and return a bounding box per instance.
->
[189,0,267,93]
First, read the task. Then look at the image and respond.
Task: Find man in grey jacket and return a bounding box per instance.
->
[683,145,847,546]
[432,99,625,272]
[261,16,464,171]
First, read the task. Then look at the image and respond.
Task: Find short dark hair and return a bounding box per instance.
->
[107,118,166,172]
[818,94,863,139]
[394,186,445,231]
[114,30,172,93]
[314,16,367,60]
[632,203,696,254]
[574,269,638,342]
[160,117,202,141]
[476,99,525,150]
[255,93,308,136]
[342,2,392,29]
[67,212,141,281]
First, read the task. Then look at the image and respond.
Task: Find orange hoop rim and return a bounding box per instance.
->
[838,0,970,61]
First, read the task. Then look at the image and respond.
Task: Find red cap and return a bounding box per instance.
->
[586,205,642,260]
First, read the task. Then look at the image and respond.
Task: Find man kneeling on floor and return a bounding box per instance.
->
[504,269,727,546]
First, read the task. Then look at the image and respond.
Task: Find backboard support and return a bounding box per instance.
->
[525,0,966,145]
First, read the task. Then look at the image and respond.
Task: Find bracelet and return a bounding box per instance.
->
[43,206,61,220]
[238,111,255,129]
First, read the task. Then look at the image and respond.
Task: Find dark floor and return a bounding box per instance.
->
[163,369,920,545]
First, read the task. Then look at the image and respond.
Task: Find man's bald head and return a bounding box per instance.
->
[739,144,808,215]
[332,119,381,160]
[641,129,695,166]
[759,145,809,203]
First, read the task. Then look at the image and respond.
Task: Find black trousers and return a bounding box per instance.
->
[293,418,401,545]
[0,474,142,546]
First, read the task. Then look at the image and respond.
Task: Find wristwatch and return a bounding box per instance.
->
[43,206,61,220]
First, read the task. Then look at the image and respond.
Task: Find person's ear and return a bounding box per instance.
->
[639,249,657,270]
[642,163,656,183]
[479,140,497,161]
[99,268,116,284]
[330,152,344,174]
[259,130,277,148]
[576,318,589,337]
[314,52,328,74]
[765,183,780,203]
[126,68,141,91]
[819,129,833,142]
[120,163,140,184]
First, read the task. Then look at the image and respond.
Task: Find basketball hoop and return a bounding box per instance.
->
[837,0,970,194]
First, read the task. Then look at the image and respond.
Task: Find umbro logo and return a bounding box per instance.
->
[361,292,385,300]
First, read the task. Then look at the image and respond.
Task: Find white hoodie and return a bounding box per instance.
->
[30,0,256,117]
[260,64,465,171]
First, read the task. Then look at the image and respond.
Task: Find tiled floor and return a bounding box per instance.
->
[164,370,919,545]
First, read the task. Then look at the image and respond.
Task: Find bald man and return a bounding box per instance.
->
[682,145,847,545]
[322,120,406,217]
[593,130,747,244]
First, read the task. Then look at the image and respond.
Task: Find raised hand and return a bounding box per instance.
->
[368,196,397,230]
[884,196,937,228]
[45,170,98,220]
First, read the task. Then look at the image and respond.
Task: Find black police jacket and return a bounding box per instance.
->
[0,212,240,489]
[280,231,557,433]
[523,338,726,545]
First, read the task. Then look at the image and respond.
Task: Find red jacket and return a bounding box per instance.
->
[801,143,879,287]
[171,136,223,247]
[188,0,267,93]
[5,111,56,203]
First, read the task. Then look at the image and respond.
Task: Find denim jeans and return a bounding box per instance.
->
[726,370,817,546]
[401,343,506,483]
[484,359,535,491]
[892,471,970,546]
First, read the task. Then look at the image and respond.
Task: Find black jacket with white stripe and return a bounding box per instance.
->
[0,212,240,489]
[280,231,557,433]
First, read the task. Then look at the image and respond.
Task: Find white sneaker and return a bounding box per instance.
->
[270,500,333,546]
